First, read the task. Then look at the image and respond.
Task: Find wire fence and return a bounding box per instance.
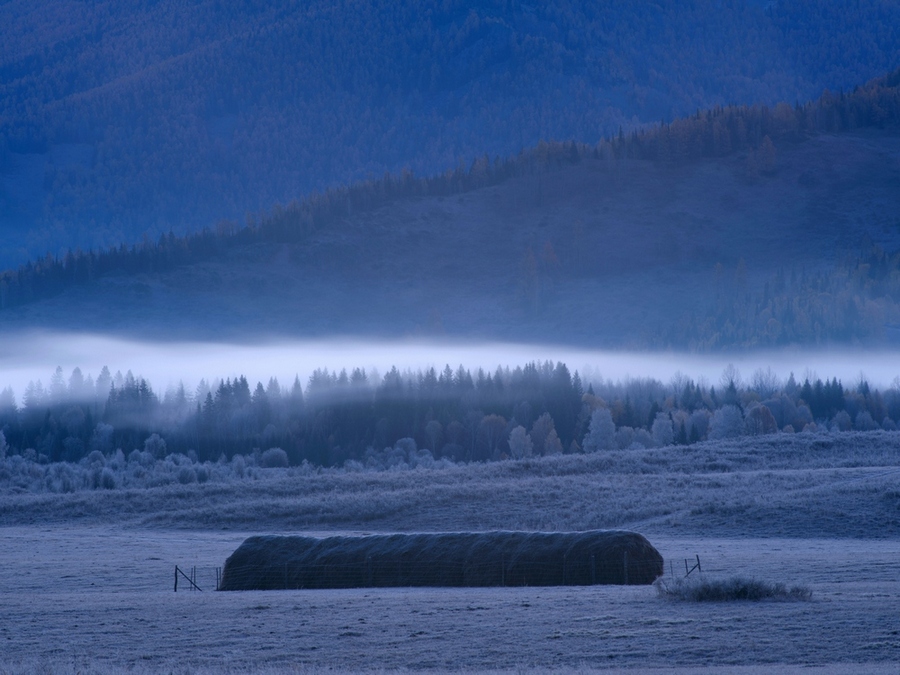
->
[174,555,705,592]
[174,565,221,592]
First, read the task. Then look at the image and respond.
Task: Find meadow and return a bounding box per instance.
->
[1,431,898,672]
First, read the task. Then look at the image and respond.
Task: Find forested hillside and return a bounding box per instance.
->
[2,0,899,267]
[2,71,899,349]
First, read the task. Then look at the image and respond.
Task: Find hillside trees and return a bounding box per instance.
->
[2,65,900,353]
[4,0,900,264]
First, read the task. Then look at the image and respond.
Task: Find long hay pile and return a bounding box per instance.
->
[218,530,663,590]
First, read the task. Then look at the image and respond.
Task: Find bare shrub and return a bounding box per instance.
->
[655,575,812,602]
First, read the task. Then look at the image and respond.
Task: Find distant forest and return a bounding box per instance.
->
[2,68,899,349]
[1,357,897,473]
[659,243,900,349]
[2,0,900,263]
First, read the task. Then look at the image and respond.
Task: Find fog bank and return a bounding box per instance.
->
[1,332,899,398]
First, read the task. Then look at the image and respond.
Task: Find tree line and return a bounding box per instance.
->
[2,360,898,469]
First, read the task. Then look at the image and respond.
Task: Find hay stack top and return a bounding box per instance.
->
[219,530,663,590]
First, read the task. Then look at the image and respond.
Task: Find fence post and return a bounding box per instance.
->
[174,566,178,592]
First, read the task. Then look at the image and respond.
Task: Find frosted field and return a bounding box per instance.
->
[1,433,899,673]
[1,528,898,674]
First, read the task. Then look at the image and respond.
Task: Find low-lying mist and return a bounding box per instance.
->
[2,331,899,396]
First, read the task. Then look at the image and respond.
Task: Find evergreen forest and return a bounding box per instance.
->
[1,359,897,475]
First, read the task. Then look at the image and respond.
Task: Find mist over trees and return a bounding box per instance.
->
[2,360,899,478]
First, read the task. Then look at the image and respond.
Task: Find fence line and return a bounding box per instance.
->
[174,565,222,592]
[173,555,703,592]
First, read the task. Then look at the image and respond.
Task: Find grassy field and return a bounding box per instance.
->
[3,432,898,537]
[0,431,898,672]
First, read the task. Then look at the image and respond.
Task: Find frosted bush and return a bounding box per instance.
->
[90,467,116,490]
[709,405,745,440]
[632,428,653,449]
[260,447,289,468]
[107,449,127,471]
[177,466,196,484]
[231,454,246,478]
[364,444,409,470]
[584,408,616,452]
[144,433,167,458]
[615,426,634,450]
[507,425,533,459]
[656,575,812,602]
[855,411,878,431]
[831,410,852,432]
[651,412,674,447]
[407,447,437,469]
[45,463,80,493]
[84,450,106,468]
[394,437,417,455]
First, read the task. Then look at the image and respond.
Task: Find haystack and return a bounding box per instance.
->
[218,530,663,590]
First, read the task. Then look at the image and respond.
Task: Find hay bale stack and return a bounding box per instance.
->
[219,530,663,591]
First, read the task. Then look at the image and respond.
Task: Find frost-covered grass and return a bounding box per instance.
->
[655,575,813,602]
[1,430,897,496]
[1,431,898,538]
[0,529,897,674]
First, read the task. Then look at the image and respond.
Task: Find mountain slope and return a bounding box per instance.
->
[2,0,900,267]
[2,127,899,348]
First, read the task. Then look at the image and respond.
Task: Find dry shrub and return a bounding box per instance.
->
[655,575,812,602]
